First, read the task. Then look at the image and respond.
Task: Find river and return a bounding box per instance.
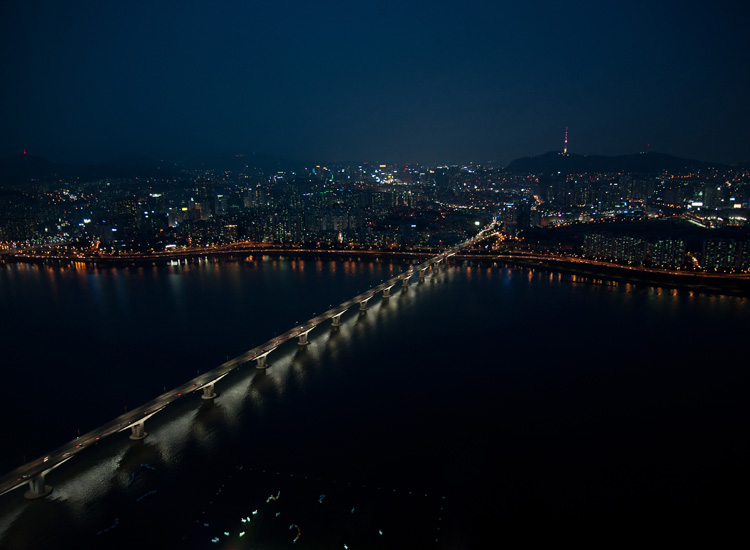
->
[0,257,748,548]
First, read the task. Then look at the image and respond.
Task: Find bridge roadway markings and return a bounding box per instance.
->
[0,223,499,499]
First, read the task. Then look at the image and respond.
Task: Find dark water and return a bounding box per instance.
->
[0,259,748,547]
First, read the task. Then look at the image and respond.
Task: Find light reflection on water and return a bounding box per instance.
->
[0,260,748,548]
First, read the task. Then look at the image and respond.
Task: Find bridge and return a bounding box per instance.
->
[0,223,498,499]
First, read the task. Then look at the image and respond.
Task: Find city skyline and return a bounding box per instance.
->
[2,1,749,166]
[2,0,750,535]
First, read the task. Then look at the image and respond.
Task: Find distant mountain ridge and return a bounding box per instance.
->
[185,152,316,174]
[0,153,179,184]
[0,151,314,184]
[0,150,737,184]
[505,151,726,174]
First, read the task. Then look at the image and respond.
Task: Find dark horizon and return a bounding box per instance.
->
[2,147,745,175]
[2,1,749,167]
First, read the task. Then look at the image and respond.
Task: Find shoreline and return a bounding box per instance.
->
[478,254,750,297]
[3,247,750,297]
[0,247,436,266]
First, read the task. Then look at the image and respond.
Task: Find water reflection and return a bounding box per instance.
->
[117,441,162,477]
[2,259,749,548]
[245,369,283,416]
[189,400,228,449]
[166,270,187,316]
[355,309,369,324]
[44,265,59,299]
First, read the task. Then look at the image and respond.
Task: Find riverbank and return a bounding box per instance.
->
[481,254,750,296]
[1,247,435,266]
[4,246,750,296]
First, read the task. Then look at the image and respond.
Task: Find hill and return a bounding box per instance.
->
[0,154,180,184]
[505,151,725,174]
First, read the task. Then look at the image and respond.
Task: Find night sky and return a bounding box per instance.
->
[1,1,749,166]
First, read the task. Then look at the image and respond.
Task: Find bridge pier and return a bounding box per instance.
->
[24,473,53,500]
[201,382,216,400]
[129,420,147,440]
[256,355,268,369]
[402,277,410,288]
[359,298,371,311]
[383,286,393,298]
[332,313,343,327]
[298,332,309,345]
[419,269,426,281]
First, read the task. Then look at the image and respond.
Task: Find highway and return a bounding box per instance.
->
[460,251,750,280]
[0,224,497,498]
